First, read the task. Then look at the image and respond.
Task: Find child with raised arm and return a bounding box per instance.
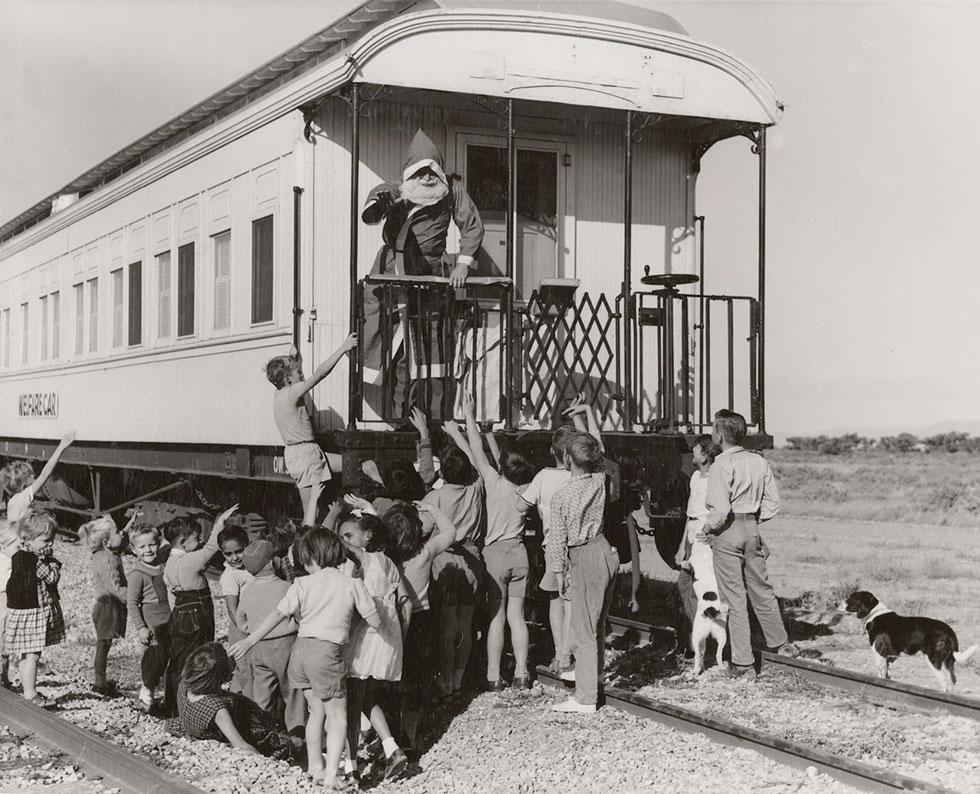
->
[161,504,238,716]
[459,394,537,690]
[218,524,253,696]
[78,513,135,696]
[127,525,171,711]
[1,431,76,522]
[266,334,358,527]
[547,433,617,714]
[4,511,64,705]
[229,529,379,790]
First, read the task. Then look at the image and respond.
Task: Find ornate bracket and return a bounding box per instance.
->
[630,112,668,143]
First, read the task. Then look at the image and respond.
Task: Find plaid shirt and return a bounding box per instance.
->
[546,472,606,577]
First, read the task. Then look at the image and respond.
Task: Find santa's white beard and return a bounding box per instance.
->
[399,177,448,207]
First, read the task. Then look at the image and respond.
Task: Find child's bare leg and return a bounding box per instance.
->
[304,690,326,782]
[486,597,507,682]
[507,596,530,678]
[549,597,565,668]
[325,452,344,477]
[453,605,475,692]
[368,703,394,745]
[19,653,39,699]
[437,606,457,697]
[323,695,348,788]
[302,481,323,527]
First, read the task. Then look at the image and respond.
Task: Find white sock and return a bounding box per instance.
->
[382,737,400,758]
[343,758,355,774]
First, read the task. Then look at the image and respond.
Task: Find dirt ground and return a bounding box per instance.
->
[636,516,980,697]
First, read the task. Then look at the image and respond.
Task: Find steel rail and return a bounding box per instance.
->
[0,688,205,794]
[604,615,980,722]
[537,667,955,794]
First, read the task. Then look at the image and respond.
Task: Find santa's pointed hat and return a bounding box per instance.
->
[402,129,447,184]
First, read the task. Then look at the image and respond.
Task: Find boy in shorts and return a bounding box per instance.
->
[266,334,357,527]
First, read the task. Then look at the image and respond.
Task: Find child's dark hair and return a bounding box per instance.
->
[181,642,233,695]
[692,434,722,463]
[296,528,345,570]
[265,355,294,389]
[381,502,423,564]
[217,525,249,549]
[161,517,201,546]
[566,433,605,473]
[499,444,538,486]
[386,459,425,501]
[339,512,385,553]
[440,446,476,485]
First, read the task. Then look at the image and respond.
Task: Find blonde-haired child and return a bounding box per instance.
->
[4,511,65,705]
[79,513,132,696]
[1,431,76,522]
[127,525,171,711]
[0,519,20,688]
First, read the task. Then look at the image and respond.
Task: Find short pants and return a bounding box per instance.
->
[483,539,528,602]
[284,441,332,489]
[288,637,346,700]
[431,543,482,607]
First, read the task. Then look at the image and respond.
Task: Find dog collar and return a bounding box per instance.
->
[863,602,894,628]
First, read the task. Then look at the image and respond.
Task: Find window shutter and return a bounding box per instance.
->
[74,284,84,354]
[128,262,142,346]
[40,296,48,361]
[251,216,274,324]
[51,292,60,359]
[112,269,123,347]
[157,252,171,339]
[177,243,195,337]
[214,232,231,330]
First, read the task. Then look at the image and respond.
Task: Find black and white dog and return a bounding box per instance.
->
[692,590,729,676]
[839,591,977,692]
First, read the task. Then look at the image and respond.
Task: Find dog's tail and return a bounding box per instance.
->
[954,644,978,664]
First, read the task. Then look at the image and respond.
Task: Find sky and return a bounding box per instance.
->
[2,0,979,439]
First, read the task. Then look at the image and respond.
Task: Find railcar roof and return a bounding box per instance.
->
[0,1,691,245]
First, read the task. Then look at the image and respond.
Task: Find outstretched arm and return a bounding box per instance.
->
[409,408,437,487]
[461,393,494,479]
[441,421,476,468]
[562,396,604,452]
[32,431,76,495]
[293,333,358,400]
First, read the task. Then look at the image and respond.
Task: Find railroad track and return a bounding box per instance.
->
[0,687,204,794]
[605,614,980,721]
[537,667,956,794]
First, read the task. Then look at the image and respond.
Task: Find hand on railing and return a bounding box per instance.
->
[408,408,429,440]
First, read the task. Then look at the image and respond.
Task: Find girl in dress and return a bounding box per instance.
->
[337,511,408,781]
[4,510,64,705]
[78,514,131,695]
[176,642,292,760]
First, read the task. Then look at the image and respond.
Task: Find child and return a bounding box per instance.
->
[176,642,293,760]
[78,514,130,695]
[459,394,537,690]
[266,335,357,527]
[337,512,408,781]
[381,501,456,750]
[161,504,238,716]
[218,524,253,695]
[677,435,722,598]
[517,424,577,672]
[4,510,65,705]
[425,424,486,701]
[1,431,76,521]
[237,539,304,740]
[547,433,617,714]
[127,525,172,710]
[0,519,20,688]
[229,529,379,790]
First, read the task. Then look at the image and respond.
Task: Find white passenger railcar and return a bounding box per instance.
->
[0,0,782,519]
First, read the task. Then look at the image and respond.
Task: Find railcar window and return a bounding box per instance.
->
[40,295,48,361]
[1,308,9,367]
[51,291,60,360]
[213,231,231,330]
[129,262,142,346]
[251,216,273,324]
[112,269,124,348]
[177,242,195,337]
[74,283,84,355]
[156,252,171,339]
[88,278,99,353]
[20,302,28,365]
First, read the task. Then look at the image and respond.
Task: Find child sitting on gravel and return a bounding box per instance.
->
[0,519,20,689]
[127,525,172,711]
[175,642,293,760]
[4,510,65,705]
[78,514,130,696]
[218,524,253,696]
[162,504,238,716]
[229,529,379,790]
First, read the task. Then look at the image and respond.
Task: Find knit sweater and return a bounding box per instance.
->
[91,548,127,603]
[127,559,171,630]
